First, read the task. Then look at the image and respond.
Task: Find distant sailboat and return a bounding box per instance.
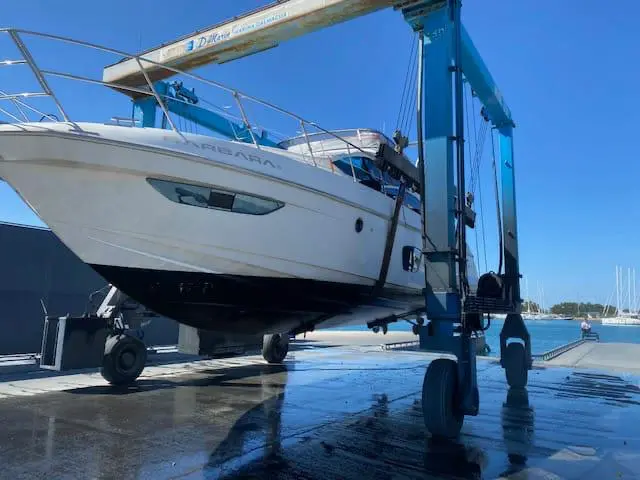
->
[602,266,640,325]
[522,277,547,320]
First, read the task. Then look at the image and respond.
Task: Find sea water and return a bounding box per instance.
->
[330,318,640,357]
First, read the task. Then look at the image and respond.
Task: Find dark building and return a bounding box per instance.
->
[0,222,178,355]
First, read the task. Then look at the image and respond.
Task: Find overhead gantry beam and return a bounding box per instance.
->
[103,0,405,90]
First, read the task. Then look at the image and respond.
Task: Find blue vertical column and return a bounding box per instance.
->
[133,82,171,128]
[498,125,521,305]
[498,125,530,370]
[420,6,459,333]
[134,97,158,128]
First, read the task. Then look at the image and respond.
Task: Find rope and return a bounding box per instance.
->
[464,81,481,274]
[396,35,417,132]
[490,128,504,275]
[464,81,491,273]
[473,117,489,273]
[403,55,418,137]
[469,97,489,194]
[477,145,488,272]
[400,37,418,134]
[404,63,418,136]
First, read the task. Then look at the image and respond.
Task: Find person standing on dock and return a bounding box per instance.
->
[580,319,592,338]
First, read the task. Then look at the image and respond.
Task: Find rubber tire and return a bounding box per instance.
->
[262,333,289,364]
[422,358,464,439]
[101,334,147,386]
[504,342,528,389]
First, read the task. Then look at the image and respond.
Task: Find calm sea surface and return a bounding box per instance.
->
[330,318,640,356]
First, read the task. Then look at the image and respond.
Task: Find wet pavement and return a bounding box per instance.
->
[1,346,640,479]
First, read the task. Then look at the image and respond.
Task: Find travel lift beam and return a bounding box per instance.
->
[102,0,408,145]
[98,0,528,438]
[102,0,406,89]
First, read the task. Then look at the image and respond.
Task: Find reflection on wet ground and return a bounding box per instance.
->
[1,349,639,479]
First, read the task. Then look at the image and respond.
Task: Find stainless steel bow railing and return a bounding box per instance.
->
[0,28,377,177]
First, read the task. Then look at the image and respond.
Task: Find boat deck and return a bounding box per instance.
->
[1,338,640,479]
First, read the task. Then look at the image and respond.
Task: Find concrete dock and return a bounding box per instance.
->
[547,342,640,373]
[1,336,640,479]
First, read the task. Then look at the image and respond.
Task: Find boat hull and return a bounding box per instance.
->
[91,264,424,334]
[0,123,425,333]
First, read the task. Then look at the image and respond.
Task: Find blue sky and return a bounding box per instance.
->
[1,0,638,307]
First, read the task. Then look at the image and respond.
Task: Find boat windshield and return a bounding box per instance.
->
[331,156,420,211]
[332,156,384,183]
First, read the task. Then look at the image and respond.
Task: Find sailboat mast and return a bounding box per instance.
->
[634,268,637,314]
[616,265,620,315]
[629,267,632,314]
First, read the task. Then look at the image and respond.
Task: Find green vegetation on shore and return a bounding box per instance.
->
[550,302,617,318]
[522,300,618,318]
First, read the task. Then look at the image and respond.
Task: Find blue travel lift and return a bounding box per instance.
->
[46,0,527,439]
[125,0,531,438]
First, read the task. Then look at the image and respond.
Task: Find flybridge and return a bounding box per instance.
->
[103,0,404,89]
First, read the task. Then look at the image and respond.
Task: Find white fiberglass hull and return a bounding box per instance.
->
[0,123,426,333]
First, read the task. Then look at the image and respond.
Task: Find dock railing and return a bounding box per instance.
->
[381,333,600,362]
[532,333,600,362]
[0,28,373,180]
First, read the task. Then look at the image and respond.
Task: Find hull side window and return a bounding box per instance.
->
[147,178,284,215]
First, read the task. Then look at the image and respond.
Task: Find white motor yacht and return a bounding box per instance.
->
[0,30,478,336]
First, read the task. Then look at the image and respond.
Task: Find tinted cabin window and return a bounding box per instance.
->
[384,186,421,213]
[233,194,283,215]
[147,178,284,215]
[362,158,383,182]
[404,194,421,211]
[332,158,372,182]
[208,190,235,210]
[383,172,400,187]
[332,156,387,186]
[172,184,210,208]
[351,157,364,169]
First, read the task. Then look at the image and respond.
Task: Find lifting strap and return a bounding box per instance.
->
[373,182,407,298]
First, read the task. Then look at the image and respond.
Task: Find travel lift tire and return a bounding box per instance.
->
[504,342,528,389]
[262,333,290,363]
[101,334,148,386]
[422,358,464,439]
